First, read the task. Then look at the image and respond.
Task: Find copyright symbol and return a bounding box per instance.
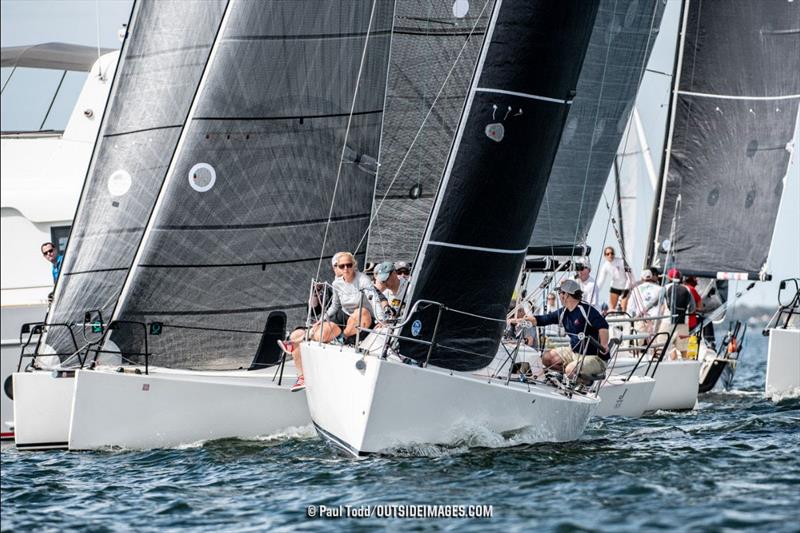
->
[306,505,317,518]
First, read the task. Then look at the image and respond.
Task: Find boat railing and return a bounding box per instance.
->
[762,278,800,335]
[16,321,81,372]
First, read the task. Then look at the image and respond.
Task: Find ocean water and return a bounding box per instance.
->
[2,332,798,532]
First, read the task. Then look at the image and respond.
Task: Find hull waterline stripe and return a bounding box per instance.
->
[676,90,800,101]
[15,441,68,450]
[312,420,369,457]
[427,240,527,255]
[475,87,572,104]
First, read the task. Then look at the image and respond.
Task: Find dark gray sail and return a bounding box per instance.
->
[650,0,800,276]
[366,0,495,264]
[46,0,227,354]
[400,0,599,371]
[112,0,394,369]
[528,0,663,255]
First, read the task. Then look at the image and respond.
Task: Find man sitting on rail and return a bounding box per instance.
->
[510,279,610,380]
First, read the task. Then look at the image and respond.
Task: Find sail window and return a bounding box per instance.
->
[107,169,132,197]
[707,188,720,207]
[452,0,469,18]
[188,163,216,192]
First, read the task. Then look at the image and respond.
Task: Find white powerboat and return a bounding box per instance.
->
[764,278,800,400]
[1,44,118,440]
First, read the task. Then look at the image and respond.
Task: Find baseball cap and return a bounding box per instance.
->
[374,261,395,282]
[363,261,376,276]
[667,268,682,281]
[394,261,411,272]
[559,279,583,297]
[641,269,654,281]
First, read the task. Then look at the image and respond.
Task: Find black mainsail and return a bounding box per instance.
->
[399,0,599,371]
[45,0,228,354]
[647,0,800,277]
[110,0,394,369]
[529,0,663,257]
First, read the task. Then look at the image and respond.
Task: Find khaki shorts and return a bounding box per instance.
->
[552,346,607,376]
[658,321,689,352]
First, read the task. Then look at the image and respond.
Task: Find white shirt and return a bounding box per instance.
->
[597,257,629,290]
[633,281,661,317]
[577,275,599,307]
[327,271,385,319]
[382,277,409,310]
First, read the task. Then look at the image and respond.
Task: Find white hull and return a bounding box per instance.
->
[611,357,700,411]
[301,341,598,456]
[13,370,74,450]
[488,344,655,418]
[13,364,311,450]
[68,366,311,450]
[765,328,800,399]
[594,375,656,418]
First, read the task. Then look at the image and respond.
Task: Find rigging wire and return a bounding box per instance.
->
[352,0,493,257]
[316,0,380,280]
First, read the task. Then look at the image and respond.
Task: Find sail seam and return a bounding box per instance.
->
[676,90,800,101]
[155,213,369,231]
[125,303,307,318]
[223,30,392,42]
[139,255,335,269]
[427,240,527,255]
[193,109,383,121]
[104,124,181,138]
[474,87,572,104]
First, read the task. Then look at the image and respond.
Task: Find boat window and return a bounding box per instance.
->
[50,225,70,256]
[188,163,216,192]
[452,0,469,18]
[107,169,132,197]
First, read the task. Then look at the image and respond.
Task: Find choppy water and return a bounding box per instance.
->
[2,333,798,532]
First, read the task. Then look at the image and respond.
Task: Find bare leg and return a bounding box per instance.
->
[343,308,371,338]
[620,292,630,312]
[609,292,620,311]
[287,328,305,375]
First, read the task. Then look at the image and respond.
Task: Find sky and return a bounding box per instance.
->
[2,0,798,308]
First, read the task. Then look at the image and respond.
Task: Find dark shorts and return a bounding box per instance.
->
[610,287,630,297]
[329,309,374,335]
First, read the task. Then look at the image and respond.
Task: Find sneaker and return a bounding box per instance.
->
[290,375,305,392]
[277,339,294,354]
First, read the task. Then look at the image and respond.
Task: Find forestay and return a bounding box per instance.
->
[46,0,227,355]
[529,0,663,256]
[650,0,800,276]
[111,0,394,369]
[366,0,494,264]
[400,0,599,371]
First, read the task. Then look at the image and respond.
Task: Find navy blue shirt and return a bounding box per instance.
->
[534,302,609,358]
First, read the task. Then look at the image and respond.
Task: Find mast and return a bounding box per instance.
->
[644,0,688,270]
[399,0,599,371]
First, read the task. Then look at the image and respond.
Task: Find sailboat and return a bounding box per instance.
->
[1,43,118,441]
[14,0,397,450]
[764,278,800,399]
[641,0,800,394]
[302,0,601,456]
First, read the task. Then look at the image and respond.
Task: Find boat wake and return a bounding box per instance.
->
[770,387,800,404]
[380,421,566,458]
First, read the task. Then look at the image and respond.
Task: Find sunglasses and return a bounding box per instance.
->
[396,269,410,275]
[336,263,354,270]
[42,249,55,255]
[604,252,614,256]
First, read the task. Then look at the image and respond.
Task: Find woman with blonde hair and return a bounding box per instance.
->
[279,251,389,391]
